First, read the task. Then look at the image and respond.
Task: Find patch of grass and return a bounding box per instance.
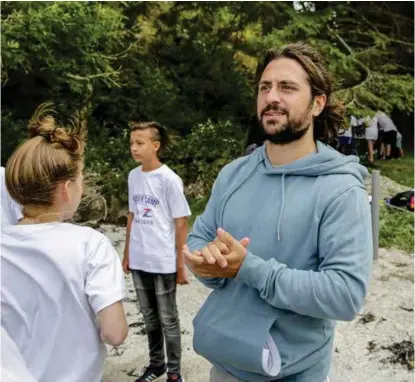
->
[373,154,414,188]
[379,203,414,253]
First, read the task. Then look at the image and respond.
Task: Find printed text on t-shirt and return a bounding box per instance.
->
[133,194,160,207]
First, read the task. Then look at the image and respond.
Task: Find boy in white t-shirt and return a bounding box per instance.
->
[123,121,191,382]
[1,104,128,382]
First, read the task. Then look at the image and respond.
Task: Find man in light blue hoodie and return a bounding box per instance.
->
[184,42,373,382]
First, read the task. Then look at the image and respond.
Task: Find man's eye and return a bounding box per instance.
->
[260,85,270,91]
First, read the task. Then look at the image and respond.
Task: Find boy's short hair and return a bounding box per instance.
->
[129,121,169,151]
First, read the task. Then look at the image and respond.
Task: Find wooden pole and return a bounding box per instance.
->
[371,170,380,260]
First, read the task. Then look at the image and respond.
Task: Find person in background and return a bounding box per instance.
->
[395,130,404,158]
[1,104,128,382]
[123,121,191,382]
[1,166,22,226]
[338,115,356,155]
[360,115,378,165]
[376,111,398,160]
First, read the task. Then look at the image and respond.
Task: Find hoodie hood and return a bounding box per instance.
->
[254,140,368,183]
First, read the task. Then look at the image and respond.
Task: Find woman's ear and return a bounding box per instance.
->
[56,180,72,203]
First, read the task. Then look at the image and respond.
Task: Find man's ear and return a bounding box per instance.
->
[312,94,327,117]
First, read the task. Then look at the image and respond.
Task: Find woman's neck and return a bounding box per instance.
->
[19,206,65,224]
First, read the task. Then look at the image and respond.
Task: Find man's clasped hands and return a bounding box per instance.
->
[183,228,250,278]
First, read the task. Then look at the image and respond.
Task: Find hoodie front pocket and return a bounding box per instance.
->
[193,286,281,377]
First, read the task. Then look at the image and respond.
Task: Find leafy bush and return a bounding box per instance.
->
[167,119,245,196]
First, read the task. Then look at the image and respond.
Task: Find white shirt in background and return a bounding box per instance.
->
[1,167,23,226]
[1,223,125,382]
[359,116,378,140]
[376,112,397,132]
[128,165,191,274]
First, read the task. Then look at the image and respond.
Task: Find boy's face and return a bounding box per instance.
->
[130,129,160,163]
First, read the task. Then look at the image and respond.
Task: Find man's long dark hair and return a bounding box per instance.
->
[255,42,345,146]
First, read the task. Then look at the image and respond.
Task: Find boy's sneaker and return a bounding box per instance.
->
[166,373,185,382]
[135,366,166,382]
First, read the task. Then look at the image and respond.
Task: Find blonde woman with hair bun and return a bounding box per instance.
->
[1,103,128,382]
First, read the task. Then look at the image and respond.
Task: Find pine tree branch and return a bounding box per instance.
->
[327,26,372,77]
[349,8,382,36]
[66,68,122,88]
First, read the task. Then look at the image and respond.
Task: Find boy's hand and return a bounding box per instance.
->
[176,266,189,285]
[122,250,130,274]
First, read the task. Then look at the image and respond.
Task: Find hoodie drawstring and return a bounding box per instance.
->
[277,173,286,241]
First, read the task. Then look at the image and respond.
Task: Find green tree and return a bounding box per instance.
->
[1,1,413,206]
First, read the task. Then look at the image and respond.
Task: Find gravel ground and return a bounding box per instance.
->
[101,225,414,382]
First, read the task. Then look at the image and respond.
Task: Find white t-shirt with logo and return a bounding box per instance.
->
[1,167,23,226]
[128,165,191,274]
[1,223,125,382]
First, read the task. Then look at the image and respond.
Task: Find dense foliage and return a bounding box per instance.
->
[2,1,414,202]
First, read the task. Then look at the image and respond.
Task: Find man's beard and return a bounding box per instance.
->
[258,104,313,145]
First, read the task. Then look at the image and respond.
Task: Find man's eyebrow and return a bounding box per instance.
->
[259,80,300,86]
[279,80,300,86]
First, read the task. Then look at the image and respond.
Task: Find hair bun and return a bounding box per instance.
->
[27,102,86,157]
[28,103,58,140]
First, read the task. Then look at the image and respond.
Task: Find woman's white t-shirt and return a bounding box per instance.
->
[128,165,191,274]
[1,223,125,382]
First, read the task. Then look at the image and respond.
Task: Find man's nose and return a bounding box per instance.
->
[265,86,282,104]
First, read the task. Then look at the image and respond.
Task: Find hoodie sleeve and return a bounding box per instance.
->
[187,176,228,289]
[236,185,373,321]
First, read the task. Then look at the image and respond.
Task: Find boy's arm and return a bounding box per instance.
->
[175,216,189,285]
[122,212,133,274]
[123,172,134,274]
[166,176,191,284]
